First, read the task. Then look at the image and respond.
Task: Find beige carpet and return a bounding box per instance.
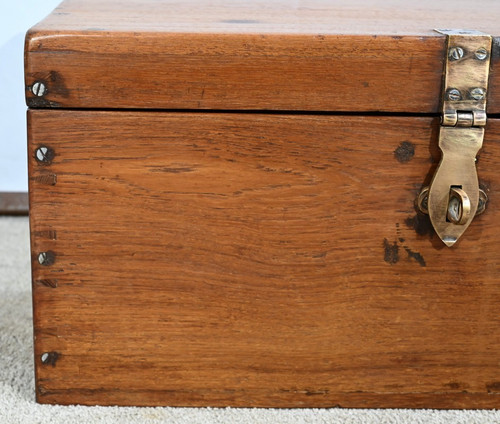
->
[1,216,499,423]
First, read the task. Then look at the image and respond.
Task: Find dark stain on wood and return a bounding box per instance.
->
[403,246,426,267]
[445,382,461,390]
[26,96,61,108]
[445,381,468,390]
[486,382,500,393]
[479,180,491,193]
[36,279,58,288]
[305,389,329,396]
[150,166,195,173]
[42,71,70,96]
[32,174,57,186]
[383,238,399,264]
[405,214,434,237]
[33,230,57,240]
[280,388,330,396]
[394,141,415,163]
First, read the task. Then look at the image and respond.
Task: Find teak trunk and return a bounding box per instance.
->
[26,0,500,408]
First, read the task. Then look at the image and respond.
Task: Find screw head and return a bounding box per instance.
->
[449,46,464,61]
[38,251,55,266]
[475,48,488,60]
[417,187,429,214]
[447,88,462,101]
[477,188,488,215]
[31,81,47,97]
[35,146,55,164]
[470,87,486,100]
[41,351,60,366]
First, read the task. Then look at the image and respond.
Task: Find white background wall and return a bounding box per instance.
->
[0,0,62,192]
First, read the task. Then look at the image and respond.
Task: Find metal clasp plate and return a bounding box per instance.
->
[423,29,492,247]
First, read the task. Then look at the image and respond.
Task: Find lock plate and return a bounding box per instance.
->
[425,30,492,247]
[428,126,483,245]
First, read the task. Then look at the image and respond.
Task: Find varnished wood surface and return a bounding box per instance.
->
[29,110,500,407]
[27,0,500,35]
[24,0,500,112]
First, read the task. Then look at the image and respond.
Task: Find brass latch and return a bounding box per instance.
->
[418,30,492,247]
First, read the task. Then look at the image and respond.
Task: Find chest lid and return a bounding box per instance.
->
[25,0,500,112]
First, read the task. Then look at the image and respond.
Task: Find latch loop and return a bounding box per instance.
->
[422,30,492,247]
[447,187,471,225]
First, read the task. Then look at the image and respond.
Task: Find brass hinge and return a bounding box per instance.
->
[419,29,492,247]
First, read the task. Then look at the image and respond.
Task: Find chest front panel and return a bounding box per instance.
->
[29,110,500,407]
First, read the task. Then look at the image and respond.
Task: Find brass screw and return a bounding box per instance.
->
[470,87,485,100]
[417,187,429,214]
[449,46,464,61]
[31,82,46,97]
[477,189,488,215]
[475,48,488,60]
[447,88,462,101]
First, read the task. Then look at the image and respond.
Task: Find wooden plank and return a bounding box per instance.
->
[24,0,500,112]
[28,110,500,407]
[0,192,29,215]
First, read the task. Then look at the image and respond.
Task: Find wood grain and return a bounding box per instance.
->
[26,0,500,36]
[28,110,500,407]
[24,0,500,112]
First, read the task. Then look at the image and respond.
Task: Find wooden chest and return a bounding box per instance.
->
[26,0,500,408]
